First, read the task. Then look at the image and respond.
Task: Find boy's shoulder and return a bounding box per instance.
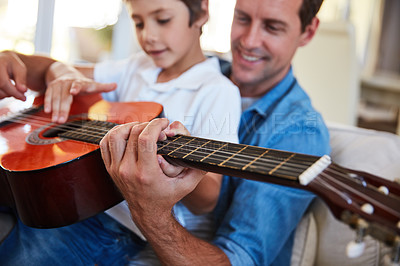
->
[199,57,234,87]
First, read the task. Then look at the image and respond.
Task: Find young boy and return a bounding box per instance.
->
[0,0,241,265]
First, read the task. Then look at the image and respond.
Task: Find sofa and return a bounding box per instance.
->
[291,123,400,266]
[1,123,400,265]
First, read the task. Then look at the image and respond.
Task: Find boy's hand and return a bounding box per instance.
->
[44,61,116,124]
[44,76,116,123]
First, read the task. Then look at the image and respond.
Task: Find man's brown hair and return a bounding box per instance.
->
[299,0,324,31]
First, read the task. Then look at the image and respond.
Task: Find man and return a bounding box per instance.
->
[0,0,328,265]
[100,0,329,265]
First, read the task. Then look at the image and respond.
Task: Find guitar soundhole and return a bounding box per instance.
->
[26,118,89,145]
[42,120,86,138]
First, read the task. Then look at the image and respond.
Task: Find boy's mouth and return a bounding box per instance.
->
[147,49,167,57]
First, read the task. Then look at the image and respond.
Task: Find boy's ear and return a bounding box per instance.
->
[299,17,320,47]
[194,0,209,28]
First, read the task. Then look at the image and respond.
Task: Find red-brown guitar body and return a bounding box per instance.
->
[0,94,163,228]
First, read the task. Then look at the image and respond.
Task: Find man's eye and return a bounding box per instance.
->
[158,18,171,24]
[235,16,249,23]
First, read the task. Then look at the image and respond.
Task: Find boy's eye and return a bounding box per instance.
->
[133,19,144,29]
[135,23,144,29]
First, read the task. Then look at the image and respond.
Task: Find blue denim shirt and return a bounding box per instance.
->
[213,68,331,265]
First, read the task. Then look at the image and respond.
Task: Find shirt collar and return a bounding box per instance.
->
[139,57,221,92]
[246,67,296,117]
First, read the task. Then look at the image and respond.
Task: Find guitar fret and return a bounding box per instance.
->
[268,153,295,175]
[200,143,228,162]
[182,140,211,159]
[167,136,195,156]
[157,135,182,151]
[218,146,248,166]
[242,149,269,170]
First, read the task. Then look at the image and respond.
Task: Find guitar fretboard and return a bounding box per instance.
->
[59,120,327,187]
[59,120,117,144]
[157,135,323,186]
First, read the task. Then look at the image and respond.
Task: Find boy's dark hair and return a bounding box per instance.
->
[180,0,204,26]
[299,0,324,32]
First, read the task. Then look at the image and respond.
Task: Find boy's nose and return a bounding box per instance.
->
[143,27,158,44]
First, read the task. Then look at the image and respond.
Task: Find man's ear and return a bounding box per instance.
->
[194,0,209,28]
[299,17,320,47]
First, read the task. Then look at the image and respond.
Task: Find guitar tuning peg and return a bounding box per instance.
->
[383,236,400,265]
[346,218,369,258]
[378,185,389,195]
[346,240,365,258]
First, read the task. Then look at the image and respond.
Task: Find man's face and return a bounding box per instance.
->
[230,0,308,95]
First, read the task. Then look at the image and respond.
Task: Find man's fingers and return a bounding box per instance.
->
[136,118,170,171]
[100,123,140,173]
[125,122,150,165]
[164,121,190,137]
[158,155,185,177]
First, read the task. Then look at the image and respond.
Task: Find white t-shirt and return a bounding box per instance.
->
[94,51,241,239]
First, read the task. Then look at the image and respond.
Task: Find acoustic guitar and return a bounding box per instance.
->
[0,94,399,256]
[0,93,163,228]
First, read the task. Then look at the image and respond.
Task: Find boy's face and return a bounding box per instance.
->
[127,0,204,72]
[230,0,314,94]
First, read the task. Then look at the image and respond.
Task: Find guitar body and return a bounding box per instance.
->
[0,94,163,228]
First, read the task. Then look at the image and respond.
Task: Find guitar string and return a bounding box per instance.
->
[147,141,400,203]
[5,114,400,217]
[4,113,398,199]
[3,116,320,179]
[1,114,112,139]
[3,113,382,185]
[325,164,400,201]
[310,174,353,204]
[320,170,400,217]
[140,139,400,201]
[2,114,318,172]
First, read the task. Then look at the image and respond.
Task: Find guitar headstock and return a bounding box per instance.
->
[307,163,400,259]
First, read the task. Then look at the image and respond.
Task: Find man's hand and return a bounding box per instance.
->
[100,118,206,221]
[44,61,116,123]
[0,50,28,101]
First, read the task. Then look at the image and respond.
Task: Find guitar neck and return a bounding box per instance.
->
[58,120,331,189]
[157,135,331,189]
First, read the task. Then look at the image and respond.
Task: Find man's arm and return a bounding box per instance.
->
[134,207,229,265]
[100,118,231,265]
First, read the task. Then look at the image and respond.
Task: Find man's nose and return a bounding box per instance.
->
[240,23,262,49]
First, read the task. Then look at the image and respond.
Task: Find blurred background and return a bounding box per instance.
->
[0,0,399,134]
